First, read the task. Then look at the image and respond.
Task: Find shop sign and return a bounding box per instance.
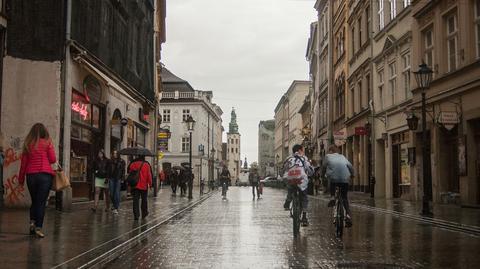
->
[438,111,459,131]
[334,128,347,146]
[71,102,89,120]
[355,127,367,136]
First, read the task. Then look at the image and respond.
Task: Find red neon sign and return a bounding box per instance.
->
[71,102,89,120]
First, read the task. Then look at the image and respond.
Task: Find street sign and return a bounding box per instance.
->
[355,127,367,136]
[438,111,459,131]
[158,152,164,159]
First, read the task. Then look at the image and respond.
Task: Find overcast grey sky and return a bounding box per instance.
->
[163,0,316,163]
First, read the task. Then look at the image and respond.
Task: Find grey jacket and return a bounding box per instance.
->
[322,153,354,184]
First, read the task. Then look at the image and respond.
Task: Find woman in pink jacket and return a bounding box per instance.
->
[18,123,56,238]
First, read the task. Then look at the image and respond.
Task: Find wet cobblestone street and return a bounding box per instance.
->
[107,187,480,269]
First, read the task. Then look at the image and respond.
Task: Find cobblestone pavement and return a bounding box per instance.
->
[107,187,480,269]
[0,187,209,268]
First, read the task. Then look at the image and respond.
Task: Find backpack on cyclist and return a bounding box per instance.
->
[284,156,306,186]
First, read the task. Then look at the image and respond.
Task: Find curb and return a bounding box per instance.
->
[309,195,480,237]
[52,191,217,269]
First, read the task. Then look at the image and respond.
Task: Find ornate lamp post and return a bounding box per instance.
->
[275,154,280,177]
[413,62,433,216]
[184,115,196,199]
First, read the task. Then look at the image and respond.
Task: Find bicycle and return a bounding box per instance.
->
[333,186,346,238]
[289,179,302,237]
[221,179,228,200]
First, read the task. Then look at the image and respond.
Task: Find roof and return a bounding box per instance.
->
[161,67,195,92]
[259,120,275,130]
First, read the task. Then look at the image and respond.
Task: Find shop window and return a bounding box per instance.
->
[136,126,146,147]
[127,124,135,147]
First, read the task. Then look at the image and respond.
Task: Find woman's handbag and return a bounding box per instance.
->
[52,164,71,191]
[126,161,145,188]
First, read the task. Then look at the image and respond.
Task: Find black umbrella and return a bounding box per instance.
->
[118,147,155,156]
[172,166,185,170]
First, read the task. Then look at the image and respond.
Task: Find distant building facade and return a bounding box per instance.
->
[226,109,241,180]
[258,120,275,177]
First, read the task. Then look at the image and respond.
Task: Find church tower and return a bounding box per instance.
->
[227,108,241,180]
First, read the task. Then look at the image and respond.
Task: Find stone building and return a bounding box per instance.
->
[226,109,241,180]
[258,120,275,177]
[345,0,373,193]
[408,0,480,206]
[274,81,311,166]
[371,0,414,200]
[1,0,161,208]
[159,68,223,184]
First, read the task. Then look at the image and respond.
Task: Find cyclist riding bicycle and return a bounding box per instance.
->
[283,144,314,226]
[219,165,231,199]
[322,145,354,227]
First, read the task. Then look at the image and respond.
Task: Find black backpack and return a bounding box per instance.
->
[126,161,145,188]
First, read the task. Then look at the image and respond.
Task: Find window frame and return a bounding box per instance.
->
[162,109,171,123]
[445,12,458,72]
[423,27,434,70]
[378,69,384,111]
[182,136,190,153]
[378,1,385,30]
[389,62,397,105]
[402,53,411,100]
[390,0,397,20]
[182,109,191,122]
[475,0,480,58]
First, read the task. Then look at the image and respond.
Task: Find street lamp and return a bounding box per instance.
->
[184,115,196,199]
[413,62,433,216]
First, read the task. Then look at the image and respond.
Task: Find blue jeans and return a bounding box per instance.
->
[284,184,308,210]
[27,173,53,228]
[109,179,121,210]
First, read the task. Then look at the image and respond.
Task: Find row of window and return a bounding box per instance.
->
[229,138,239,144]
[377,53,411,111]
[348,74,371,117]
[378,0,411,31]
[161,109,190,123]
[350,5,370,56]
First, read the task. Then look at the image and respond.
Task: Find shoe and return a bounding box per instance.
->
[113,209,119,214]
[301,212,309,227]
[283,201,290,211]
[34,228,45,238]
[90,207,97,212]
[327,200,335,207]
[29,221,36,235]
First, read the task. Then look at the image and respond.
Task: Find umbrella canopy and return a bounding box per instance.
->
[118,147,154,156]
[172,166,185,170]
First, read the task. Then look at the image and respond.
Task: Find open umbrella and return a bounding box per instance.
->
[118,147,154,156]
[172,165,185,170]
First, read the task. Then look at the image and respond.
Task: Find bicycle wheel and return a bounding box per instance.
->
[292,191,301,237]
[335,200,344,238]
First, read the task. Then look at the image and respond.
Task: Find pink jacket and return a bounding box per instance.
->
[18,139,56,185]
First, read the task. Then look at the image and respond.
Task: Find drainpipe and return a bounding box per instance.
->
[327,0,334,146]
[368,0,376,198]
[58,0,73,211]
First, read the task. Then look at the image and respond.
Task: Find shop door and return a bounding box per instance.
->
[392,144,401,198]
[443,127,459,193]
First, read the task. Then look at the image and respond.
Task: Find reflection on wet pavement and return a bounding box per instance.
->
[107,187,480,268]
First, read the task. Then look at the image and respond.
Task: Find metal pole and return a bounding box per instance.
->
[188,131,193,199]
[421,91,432,216]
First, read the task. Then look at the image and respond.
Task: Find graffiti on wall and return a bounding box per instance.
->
[2,136,30,207]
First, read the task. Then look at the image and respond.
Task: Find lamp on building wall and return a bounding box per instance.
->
[413,62,433,216]
[406,112,419,131]
[184,115,196,199]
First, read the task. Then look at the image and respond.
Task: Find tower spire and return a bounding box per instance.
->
[229,107,239,134]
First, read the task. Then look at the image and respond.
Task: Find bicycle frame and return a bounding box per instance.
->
[290,185,302,237]
[333,187,346,237]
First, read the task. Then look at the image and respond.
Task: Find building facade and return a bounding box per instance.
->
[159,68,223,185]
[258,120,275,177]
[274,80,311,167]
[371,0,413,200]
[1,0,158,208]
[408,0,480,206]
[227,109,241,180]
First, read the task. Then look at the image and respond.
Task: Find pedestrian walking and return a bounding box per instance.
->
[159,169,166,189]
[170,169,178,195]
[109,150,125,214]
[179,164,190,197]
[249,165,260,199]
[200,178,205,195]
[18,123,57,238]
[128,156,152,220]
[91,149,110,212]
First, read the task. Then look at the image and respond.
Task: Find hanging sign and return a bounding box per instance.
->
[355,127,367,136]
[71,102,89,120]
[334,128,347,146]
[438,111,459,131]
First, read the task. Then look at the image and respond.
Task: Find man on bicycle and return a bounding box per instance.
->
[322,145,354,227]
[283,144,314,226]
[219,165,231,199]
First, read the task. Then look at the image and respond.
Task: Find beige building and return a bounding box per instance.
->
[274,81,310,166]
[345,0,373,193]
[407,0,480,206]
[226,109,241,180]
[258,120,275,177]
[372,0,414,200]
